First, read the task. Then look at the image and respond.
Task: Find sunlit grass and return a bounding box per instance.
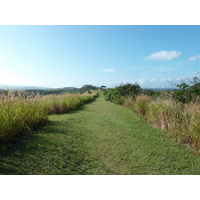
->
[0,90,97,142]
[124,94,200,152]
[1,92,200,175]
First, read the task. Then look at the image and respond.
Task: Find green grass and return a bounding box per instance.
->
[0,92,200,174]
[0,91,96,142]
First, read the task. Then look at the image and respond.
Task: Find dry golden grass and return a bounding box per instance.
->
[145,98,200,152]
[0,90,97,142]
[134,95,151,116]
[122,94,200,152]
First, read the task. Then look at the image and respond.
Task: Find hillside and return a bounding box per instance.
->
[0,85,99,95]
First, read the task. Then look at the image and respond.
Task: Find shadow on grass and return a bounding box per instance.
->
[0,121,90,174]
[0,98,93,152]
[0,99,96,175]
[0,133,41,174]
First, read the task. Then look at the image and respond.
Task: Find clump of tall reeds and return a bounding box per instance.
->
[146,98,200,151]
[123,96,134,109]
[134,95,151,116]
[0,90,97,142]
[126,94,200,152]
[0,90,48,142]
[41,93,96,114]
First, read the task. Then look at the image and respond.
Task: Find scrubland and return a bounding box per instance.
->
[104,76,200,153]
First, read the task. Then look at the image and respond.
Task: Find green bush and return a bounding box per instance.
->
[173,75,200,103]
[104,83,142,105]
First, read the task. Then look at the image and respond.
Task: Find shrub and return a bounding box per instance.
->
[104,83,142,105]
[173,75,200,103]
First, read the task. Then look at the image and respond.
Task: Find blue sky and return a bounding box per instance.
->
[0,25,200,88]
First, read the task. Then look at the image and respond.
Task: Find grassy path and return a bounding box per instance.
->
[0,92,200,174]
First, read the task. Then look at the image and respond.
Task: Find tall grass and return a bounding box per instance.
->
[41,93,95,114]
[0,90,97,142]
[127,95,200,152]
[104,78,200,152]
[146,99,200,151]
[133,95,151,116]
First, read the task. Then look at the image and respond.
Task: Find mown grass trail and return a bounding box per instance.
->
[0,92,200,174]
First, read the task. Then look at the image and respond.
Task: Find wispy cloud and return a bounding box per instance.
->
[150,78,157,82]
[138,78,147,84]
[144,50,182,61]
[187,54,200,62]
[103,69,115,72]
[160,77,172,82]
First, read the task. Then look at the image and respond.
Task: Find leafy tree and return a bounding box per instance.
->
[117,83,141,97]
[173,75,200,103]
[79,85,99,94]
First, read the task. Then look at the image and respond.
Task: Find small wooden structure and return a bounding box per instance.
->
[100,85,106,91]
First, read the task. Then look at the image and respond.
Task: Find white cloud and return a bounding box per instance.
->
[150,78,157,82]
[160,77,172,82]
[144,50,182,61]
[187,55,200,62]
[103,69,115,72]
[160,78,166,82]
[138,78,147,83]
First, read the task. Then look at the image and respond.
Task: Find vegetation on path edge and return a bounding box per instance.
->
[0,91,97,142]
[0,92,200,175]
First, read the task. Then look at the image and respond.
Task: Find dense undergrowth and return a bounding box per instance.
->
[104,76,200,152]
[0,90,98,142]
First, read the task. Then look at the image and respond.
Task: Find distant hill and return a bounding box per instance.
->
[62,87,78,90]
[144,88,176,91]
[0,84,99,95]
[0,85,52,90]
